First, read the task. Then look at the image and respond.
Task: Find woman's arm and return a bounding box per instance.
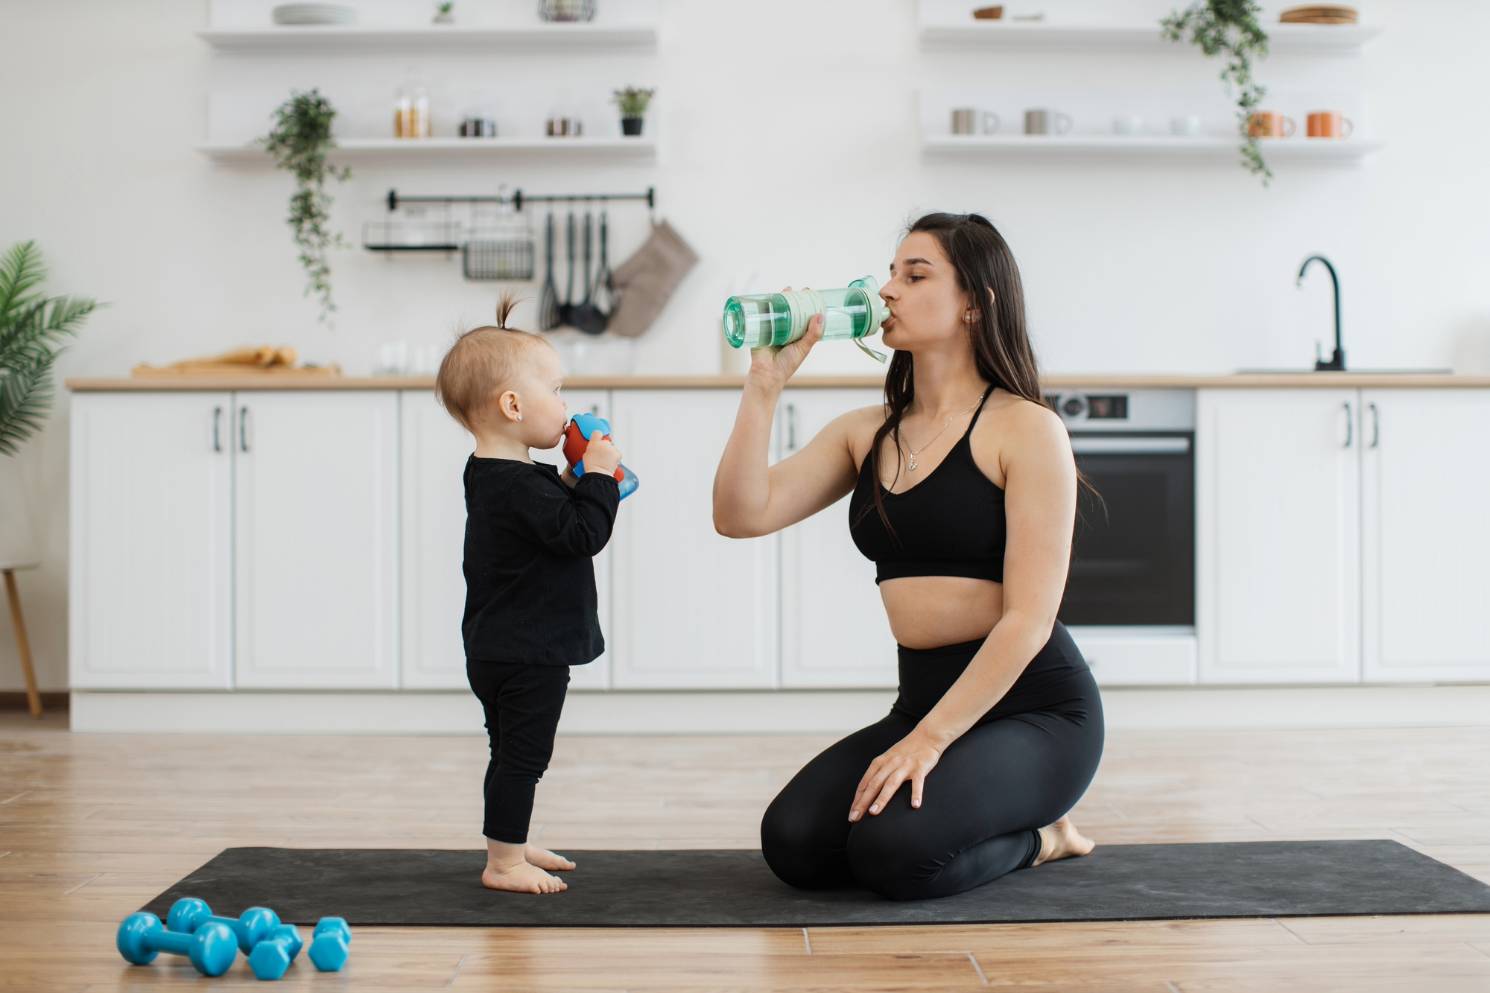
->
[847,402,1077,819]
[713,314,864,538]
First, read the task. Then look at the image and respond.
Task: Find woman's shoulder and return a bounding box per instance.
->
[971,390,1071,486]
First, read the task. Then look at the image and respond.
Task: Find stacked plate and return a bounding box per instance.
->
[271,3,357,25]
[1279,4,1358,24]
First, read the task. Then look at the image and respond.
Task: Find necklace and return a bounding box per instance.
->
[904,392,985,472]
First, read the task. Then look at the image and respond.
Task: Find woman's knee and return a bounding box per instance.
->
[844,815,944,901]
[760,792,848,890]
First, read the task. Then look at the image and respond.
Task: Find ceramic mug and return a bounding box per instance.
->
[1247,111,1296,138]
[1025,108,1073,135]
[951,107,1001,135]
[1170,114,1201,137]
[1306,110,1354,139]
[1112,114,1144,136]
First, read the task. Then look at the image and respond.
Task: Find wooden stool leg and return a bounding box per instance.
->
[3,569,42,718]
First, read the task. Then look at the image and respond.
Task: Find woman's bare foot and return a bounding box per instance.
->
[525,845,576,872]
[1031,815,1096,867]
[482,859,568,894]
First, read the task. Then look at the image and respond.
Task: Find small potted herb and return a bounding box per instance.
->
[432,2,454,24]
[612,87,655,137]
[260,89,351,326]
[1162,0,1271,185]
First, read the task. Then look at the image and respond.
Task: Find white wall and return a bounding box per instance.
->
[2,0,1488,691]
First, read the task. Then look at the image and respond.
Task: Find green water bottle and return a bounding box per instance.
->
[721,276,889,362]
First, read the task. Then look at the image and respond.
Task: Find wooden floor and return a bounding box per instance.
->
[2,710,1488,992]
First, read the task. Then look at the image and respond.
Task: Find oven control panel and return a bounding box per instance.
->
[1044,390,1195,432]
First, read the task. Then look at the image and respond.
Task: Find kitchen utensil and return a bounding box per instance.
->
[1247,111,1296,138]
[1279,4,1358,24]
[538,211,561,331]
[951,108,1001,135]
[1024,108,1073,135]
[271,3,356,25]
[589,208,614,326]
[558,209,577,327]
[972,5,1004,19]
[571,209,608,334]
[1306,111,1354,139]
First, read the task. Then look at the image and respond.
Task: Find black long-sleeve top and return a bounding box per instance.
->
[461,455,620,666]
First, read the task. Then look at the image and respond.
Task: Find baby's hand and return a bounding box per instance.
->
[583,435,622,478]
[560,464,580,489]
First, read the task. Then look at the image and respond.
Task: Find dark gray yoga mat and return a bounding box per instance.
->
[141,841,1490,928]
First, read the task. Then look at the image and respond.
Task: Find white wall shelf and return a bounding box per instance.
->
[197,23,658,51]
[199,136,657,162]
[918,21,1380,54]
[921,134,1383,161]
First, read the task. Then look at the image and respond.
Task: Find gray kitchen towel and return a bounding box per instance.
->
[606,220,699,338]
[139,840,1490,928]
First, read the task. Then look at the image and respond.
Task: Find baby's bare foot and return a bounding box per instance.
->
[525,845,576,871]
[482,859,568,894]
[1032,815,1096,867]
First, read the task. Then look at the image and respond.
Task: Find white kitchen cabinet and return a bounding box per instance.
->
[1197,389,1361,683]
[608,389,779,688]
[232,392,400,688]
[778,388,898,687]
[1361,389,1490,681]
[69,393,233,689]
[400,390,612,690]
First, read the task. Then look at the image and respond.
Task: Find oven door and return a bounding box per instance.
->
[1058,434,1194,627]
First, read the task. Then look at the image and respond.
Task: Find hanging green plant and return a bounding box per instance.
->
[1162,0,1272,185]
[261,89,351,325]
[0,241,98,456]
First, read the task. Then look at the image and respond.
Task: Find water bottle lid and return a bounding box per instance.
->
[848,276,889,336]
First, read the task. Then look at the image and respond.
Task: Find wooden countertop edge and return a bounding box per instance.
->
[64,372,1490,391]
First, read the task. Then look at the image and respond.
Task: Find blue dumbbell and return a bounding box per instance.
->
[308,917,351,972]
[116,912,237,977]
[167,897,280,953]
[247,924,304,981]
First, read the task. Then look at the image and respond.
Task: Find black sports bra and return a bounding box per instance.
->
[848,384,1006,585]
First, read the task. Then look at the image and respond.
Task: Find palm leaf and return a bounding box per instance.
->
[0,241,97,455]
[0,348,60,457]
[0,241,46,324]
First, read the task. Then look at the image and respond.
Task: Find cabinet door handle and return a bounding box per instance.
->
[1368,402,1380,449]
[239,406,251,453]
[212,406,223,453]
[1341,401,1353,448]
[785,402,798,451]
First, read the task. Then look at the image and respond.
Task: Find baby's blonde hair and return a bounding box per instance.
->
[435,293,550,432]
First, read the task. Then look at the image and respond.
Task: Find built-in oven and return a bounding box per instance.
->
[1042,388,1197,684]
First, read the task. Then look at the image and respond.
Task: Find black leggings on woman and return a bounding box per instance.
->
[760,622,1103,901]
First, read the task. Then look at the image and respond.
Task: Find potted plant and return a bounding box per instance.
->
[260,89,352,325]
[612,87,655,137]
[1,240,97,582]
[1162,0,1271,185]
[432,1,454,24]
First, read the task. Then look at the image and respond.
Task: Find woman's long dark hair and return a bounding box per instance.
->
[859,211,1101,542]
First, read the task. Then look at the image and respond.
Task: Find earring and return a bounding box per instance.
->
[516,414,523,422]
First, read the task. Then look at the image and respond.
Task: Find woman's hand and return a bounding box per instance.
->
[848,730,943,822]
[746,289,825,393]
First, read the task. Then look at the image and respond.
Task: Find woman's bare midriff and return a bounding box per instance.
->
[880,577,1003,648]
[848,395,1018,650]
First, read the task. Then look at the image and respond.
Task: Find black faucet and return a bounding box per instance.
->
[1297,254,1345,371]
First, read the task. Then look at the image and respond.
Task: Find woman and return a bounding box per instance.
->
[712,212,1103,901]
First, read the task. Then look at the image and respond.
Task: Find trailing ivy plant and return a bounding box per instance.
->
[1162,0,1272,185]
[0,241,98,456]
[261,89,351,325]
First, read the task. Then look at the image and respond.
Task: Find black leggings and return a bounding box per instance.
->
[466,660,571,845]
[760,622,1103,901]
